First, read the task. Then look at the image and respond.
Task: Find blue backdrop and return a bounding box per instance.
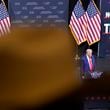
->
[8,0,69,27]
[99,0,110,57]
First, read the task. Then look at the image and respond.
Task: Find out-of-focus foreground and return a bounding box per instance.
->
[0,28,80,109]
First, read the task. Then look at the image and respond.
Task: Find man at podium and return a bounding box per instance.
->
[81,49,96,79]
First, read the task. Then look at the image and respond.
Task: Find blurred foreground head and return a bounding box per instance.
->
[0,27,80,109]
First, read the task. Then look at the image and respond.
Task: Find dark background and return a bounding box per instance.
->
[4,0,100,56]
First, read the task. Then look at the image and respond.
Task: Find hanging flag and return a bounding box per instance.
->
[0,0,11,36]
[69,0,87,45]
[86,0,101,45]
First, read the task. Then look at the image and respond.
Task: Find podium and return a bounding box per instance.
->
[90,71,103,79]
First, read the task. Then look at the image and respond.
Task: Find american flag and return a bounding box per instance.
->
[0,1,11,36]
[86,0,101,45]
[69,0,87,45]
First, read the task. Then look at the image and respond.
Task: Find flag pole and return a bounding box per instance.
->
[97,0,102,57]
[1,0,7,9]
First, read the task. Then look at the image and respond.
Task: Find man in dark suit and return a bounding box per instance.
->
[81,49,96,79]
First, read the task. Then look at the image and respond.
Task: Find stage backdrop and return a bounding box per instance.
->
[98,0,110,57]
[8,0,68,27]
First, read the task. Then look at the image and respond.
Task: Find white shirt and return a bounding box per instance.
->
[86,55,93,71]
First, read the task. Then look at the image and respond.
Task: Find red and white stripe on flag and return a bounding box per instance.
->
[0,2,11,37]
[0,17,11,36]
[86,0,101,45]
[69,0,87,45]
[69,13,87,45]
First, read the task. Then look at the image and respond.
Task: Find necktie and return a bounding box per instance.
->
[89,57,93,72]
